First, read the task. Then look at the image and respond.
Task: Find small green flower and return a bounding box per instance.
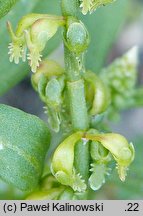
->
[89,163,111,190]
[80,0,115,15]
[7,14,51,64]
[31,59,65,132]
[85,132,135,181]
[100,46,138,110]
[45,76,64,132]
[65,20,90,54]
[31,59,64,88]
[51,132,87,192]
[89,139,112,190]
[84,71,111,115]
[7,14,66,72]
[7,21,26,64]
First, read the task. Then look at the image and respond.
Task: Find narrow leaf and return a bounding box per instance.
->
[81,0,128,72]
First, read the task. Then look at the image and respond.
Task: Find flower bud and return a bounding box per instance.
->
[45,78,63,107]
[45,78,64,132]
[31,59,64,96]
[31,59,64,88]
[84,71,111,115]
[31,59,65,132]
[65,21,89,54]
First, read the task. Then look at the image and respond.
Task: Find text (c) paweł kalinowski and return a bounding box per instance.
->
[20,202,104,212]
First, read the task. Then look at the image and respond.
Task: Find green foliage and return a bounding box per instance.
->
[0,104,50,191]
[0,0,128,95]
[81,0,128,72]
[0,0,142,201]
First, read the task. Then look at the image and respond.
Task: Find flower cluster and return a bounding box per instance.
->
[29,35,136,194]
[100,47,140,114]
[7,14,66,72]
[79,0,115,15]
[51,130,134,192]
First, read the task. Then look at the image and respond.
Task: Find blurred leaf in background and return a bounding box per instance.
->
[81,0,128,73]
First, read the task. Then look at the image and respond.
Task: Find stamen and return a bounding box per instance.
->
[8,42,22,64]
[72,171,87,192]
[27,51,43,73]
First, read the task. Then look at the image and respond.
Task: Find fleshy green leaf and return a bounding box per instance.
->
[0,104,50,191]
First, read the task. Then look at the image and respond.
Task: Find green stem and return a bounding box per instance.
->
[67,79,89,130]
[61,0,78,17]
[64,46,81,81]
[61,0,90,199]
[61,1,89,131]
